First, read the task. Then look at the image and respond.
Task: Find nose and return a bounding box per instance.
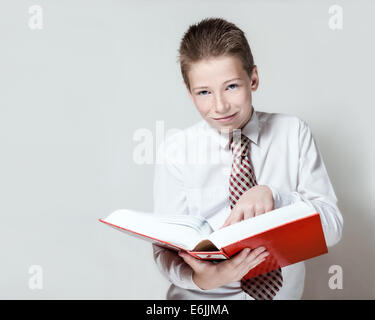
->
[213,92,230,114]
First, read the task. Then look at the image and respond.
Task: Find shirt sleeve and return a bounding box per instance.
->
[152,137,206,291]
[268,119,344,247]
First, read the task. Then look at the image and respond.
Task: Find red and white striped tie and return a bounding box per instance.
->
[229,133,283,300]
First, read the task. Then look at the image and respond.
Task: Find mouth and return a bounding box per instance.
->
[212,112,238,122]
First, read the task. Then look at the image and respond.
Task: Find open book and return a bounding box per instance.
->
[99,201,328,279]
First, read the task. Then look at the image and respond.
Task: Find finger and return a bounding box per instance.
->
[246,246,267,260]
[254,206,266,217]
[255,247,269,258]
[235,255,267,279]
[239,258,265,278]
[228,248,251,267]
[264,203,273,213]
[178,252,200,271]
[232,248,267,280]
[243,206,256,220]
[222,208,243,228]
[178,252,206,271]
[244,250,269,270]
[232,246,266,264]
[248,252,269,269]
[249,257,266,270]
[256,251,270,261]
[236,246,266,268]
[228,209,244,226]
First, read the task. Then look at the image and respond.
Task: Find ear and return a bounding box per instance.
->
[250,65,259,91]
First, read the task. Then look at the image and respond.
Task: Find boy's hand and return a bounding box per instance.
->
[178,247,269,290]
[222,185,274,228]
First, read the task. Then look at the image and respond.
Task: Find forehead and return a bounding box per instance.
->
[188,55,246,88]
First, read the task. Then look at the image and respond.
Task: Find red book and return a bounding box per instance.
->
[99,201,328,279]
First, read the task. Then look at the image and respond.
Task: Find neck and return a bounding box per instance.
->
[228,105,253,139]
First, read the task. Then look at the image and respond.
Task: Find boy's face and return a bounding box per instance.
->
[186,55,259,132]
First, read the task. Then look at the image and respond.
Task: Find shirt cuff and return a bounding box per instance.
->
[268,185,295,209]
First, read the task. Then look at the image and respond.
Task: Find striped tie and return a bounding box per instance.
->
[229,133,283,300]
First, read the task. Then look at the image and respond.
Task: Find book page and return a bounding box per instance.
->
[102,209,213,250]
[207,201,316,249]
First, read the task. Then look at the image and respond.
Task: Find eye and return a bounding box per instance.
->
[227,83,238,90]
[198,90,210,96]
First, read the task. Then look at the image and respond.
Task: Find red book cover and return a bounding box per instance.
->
[186,212,327,279]
[100,203,328,280]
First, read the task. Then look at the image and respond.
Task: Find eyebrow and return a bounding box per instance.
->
[192,78,242,91]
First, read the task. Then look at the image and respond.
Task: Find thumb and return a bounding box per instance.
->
[178,251,204,271]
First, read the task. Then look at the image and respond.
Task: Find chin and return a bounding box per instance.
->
[210,122,236,133]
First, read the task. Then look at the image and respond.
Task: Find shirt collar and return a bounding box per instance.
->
[205,106,261,150]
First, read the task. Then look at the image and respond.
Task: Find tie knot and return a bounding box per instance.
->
[230,134,250,158]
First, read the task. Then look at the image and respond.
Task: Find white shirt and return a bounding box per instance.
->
[152,107,343,300]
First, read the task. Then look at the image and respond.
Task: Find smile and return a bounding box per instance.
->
[213,112,238,122]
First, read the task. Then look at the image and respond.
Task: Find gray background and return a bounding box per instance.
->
[1,0,374,299]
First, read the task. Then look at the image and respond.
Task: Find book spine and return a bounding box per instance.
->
[187,250,229,260]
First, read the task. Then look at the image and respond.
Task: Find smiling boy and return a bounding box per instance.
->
[152,18,343,300]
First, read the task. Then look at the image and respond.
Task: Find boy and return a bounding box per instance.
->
[152,18,343,300]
